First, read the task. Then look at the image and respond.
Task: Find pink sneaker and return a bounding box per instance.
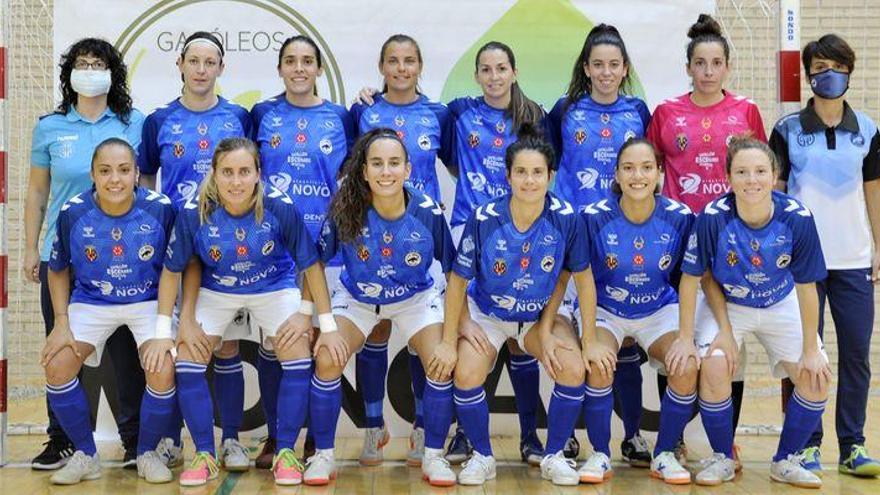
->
[179,452,219,486]
[273,448,304,486]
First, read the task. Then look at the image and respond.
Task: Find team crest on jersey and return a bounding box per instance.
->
[749,238,760,251]
[383,231,393,244]
[675,133,688,151]
[84,245,98,262]
[394,115,406,127]
[320,138,333,155]
[270,133,282,149]
[111,227,123,241]
[797,131,815,147]
[112,245,124,257]
[235,227,246,242]
[296,133,307,144]
[726,250,739,266]
[236,245,248,257]
[776,253,791,268]
[297,117,308,130]
[522,242,530,254]
[198,138,210,151]
[173,141,185,158]
[138,244,155,261]
[520,257,530,270]
[605,253,618,269]
[600,113,610,124]
[633,253,645,266]
[209,245,222,262]
[495,120,506,134]
[702,134,711,143]
[262,240,275,256]
[750,254,763,267]
[381,247,392,258]
[396,130,405,140]
[493,258,507,275]
[405,251,421,266]
[418,134,431,151]
[541,255,555,272]
[852,133,866,146]
[197,122,208,135]
[357,245,370,261]
[468,131,480,148]
[659,253,672,270]
[574,129,587,145]
[493,137,504,149]
[600,128,612,139]
[633,236,645,250]
[701,117,712,129]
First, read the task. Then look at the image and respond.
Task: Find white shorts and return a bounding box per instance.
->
[695,290,826,378]
[331,284,443,349]
[69,301,159,367]
[576,304,678,371]
[467,297,538,355]
[195,287,301,350]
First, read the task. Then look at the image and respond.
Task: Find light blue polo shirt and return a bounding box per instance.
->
[31,106,145,261]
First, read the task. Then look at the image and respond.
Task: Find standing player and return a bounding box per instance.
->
[25,38,147,470]
[40,139,175,485]
[677,137,830,488]
[770,34,880,476]
[137,31,253,471]
[250,34,354,468]
[159,137,340,486]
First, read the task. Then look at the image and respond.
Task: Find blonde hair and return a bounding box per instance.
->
[198,137,265,224]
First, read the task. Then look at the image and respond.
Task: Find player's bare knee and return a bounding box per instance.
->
[146,362,175,392]
[668,359,698,395]
[213,339,239,359]
[275,338,311,361]
[453,361,487,390]
[585,367,612,389]
[699,357,732,400]
[313,348,343,381]
[45,351,79,386]
[176,344,210,365]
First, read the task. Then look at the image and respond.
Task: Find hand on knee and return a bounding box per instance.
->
[585,369,610,389]
[668,360,698,395]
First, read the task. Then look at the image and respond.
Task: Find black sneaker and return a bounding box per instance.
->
[444,426,473,465]
[563,434,580,459]
[303,434,316,462]
[122,437,138,470]
[31,438,75,470]
[620,434,652,468]
[519,430,545,466]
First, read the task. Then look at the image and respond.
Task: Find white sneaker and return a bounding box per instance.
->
[579,451,613,483]
[695,453,735,486]
[540,451,579,486]
[651,451,691,484]
[359,426,389,466]
[137,450,173,484]
[156,437,183,468]
[422,449,456,486]
[220,438,250,472]
[50,451,101,485]
[304,449,337,486]
[407,427,425,467]
[458,452,496,485]
[771,454,822,488]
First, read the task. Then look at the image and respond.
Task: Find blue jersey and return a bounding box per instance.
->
[164,186,319,294]
[350,94,452,202]
[251,95,354,247]
[138,97,251,205]
[447,96,552,227]
[582,195,693,318]
[319,187,455,305]
[548,95,650,211]
[49,188,175,305]
[453,193,590,322]
[681,191,827,308]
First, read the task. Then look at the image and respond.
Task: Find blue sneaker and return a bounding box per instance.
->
[520,430,545,466]
[839,445,880,477]
[798,446,822,477]
[444,426,473,465]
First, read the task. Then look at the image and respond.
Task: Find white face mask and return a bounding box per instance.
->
[70,69,112,97]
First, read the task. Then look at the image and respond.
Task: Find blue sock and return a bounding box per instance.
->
[774,392,826,462]
[47,378,96,456]
[546,383,584,455]
[165,395,183,446]
[175,361,216,455]
[257,346,282,439]
[357,342,387,428]
[213,355,244,441]
[614,345,643,440]
[583,384,613,456]
[276,358,312,451]
[423,378,454,449]
[408,350,427,429]
[309,376,342,450]
[654,388,696,456]
[454,385,492,457]
[700,397,734,458]
[508,354,540,437]
[137,386,176,455]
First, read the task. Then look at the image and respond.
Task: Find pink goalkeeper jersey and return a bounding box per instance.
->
[647,91,766,212]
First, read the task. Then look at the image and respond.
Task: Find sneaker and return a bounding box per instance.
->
[156,437,183,468]
[304,450,337,486]
[255,437,276,470]
[651,451,691,484]
[621,434,652,468]
[273,448,304,486]
[303,434,316,462]
[563,435,580,460]
[359,426,390,466]
[695,453,735,486]
[122,437,137,470]
[31,438,75,470]
[220,438,250,472]
[458,452,496,485]
[839,445,880,477]
[50,451,101,485]
[407,427,425,467]
[179,451,220,487]
[540,451,579,486]
[520,430,545,466]
[137,450,173,484]
[422,449,456,487]
[673,439,688,466]
[799,446,822,477]
[771,454,822,488]
[578,451,613,483]
[445,426,473,465]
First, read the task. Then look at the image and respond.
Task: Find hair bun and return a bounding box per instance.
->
[516,122,543,141]
[687,14,722,39]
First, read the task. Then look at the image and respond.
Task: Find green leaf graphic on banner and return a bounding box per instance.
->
[441,0,644,109]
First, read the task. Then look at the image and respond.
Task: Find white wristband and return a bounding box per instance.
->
[298,300,315,316]
[318,312,338,333]
[156,314,174,340]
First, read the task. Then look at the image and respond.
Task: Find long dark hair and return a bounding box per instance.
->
[278,35,323,97]
[504,123,556,174]
[563,24,632,114]
[379,34,423,94]
[329,129,409,243]
[475,41,543,133]
[686,14,730,65]
[57,38,133,124]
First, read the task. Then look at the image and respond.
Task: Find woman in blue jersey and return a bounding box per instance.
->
[249,34,354,469]
[155,137,340,486]
[576,138,697,485]
[302,128,457,487]
[137,31,253,470]
[430,125,601,487]
[40,139,175,485]
[549,23,653,467]
[677,137,830,488]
